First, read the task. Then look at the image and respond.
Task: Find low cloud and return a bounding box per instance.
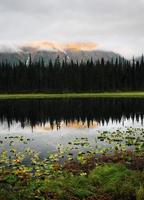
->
[0,0,144,57]
[23,40,98,51]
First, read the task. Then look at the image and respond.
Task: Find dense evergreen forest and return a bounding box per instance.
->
[0,55,144,93]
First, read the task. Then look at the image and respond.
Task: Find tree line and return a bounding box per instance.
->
[0,55,144,93]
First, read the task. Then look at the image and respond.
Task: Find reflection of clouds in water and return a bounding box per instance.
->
[0,115,143,135]
[0,117,144,157]
[0,121,21,132]
[0,121,32,134]
[33,120,99,133]
[99,116,144,131]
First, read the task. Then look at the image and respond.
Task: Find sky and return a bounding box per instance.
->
[0,0,144,58]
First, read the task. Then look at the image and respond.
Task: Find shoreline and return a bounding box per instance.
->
[0,92,144,99]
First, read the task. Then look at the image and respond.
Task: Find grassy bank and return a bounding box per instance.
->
[1,162,143,200]
[0,92,144,99]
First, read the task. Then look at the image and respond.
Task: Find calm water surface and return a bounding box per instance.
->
[0,98,144,156]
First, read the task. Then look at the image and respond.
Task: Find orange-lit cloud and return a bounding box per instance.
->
[65,42,97,51]
[23,40,64,52]
[23,40,98,52]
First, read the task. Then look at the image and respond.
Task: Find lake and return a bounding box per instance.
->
[0,98,144,157]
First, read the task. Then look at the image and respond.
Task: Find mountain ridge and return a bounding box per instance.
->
[0,47,123,65]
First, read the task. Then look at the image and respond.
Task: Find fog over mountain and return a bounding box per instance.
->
[0,41,123,65]
[1,0,144,58]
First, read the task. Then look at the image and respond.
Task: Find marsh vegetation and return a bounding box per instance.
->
[0,128,144,200]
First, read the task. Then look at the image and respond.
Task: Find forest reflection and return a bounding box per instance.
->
[0,98,143,130]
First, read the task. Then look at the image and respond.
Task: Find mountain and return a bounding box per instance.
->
[135,55,144,62]
[0,46,122,65]
[65,49,121,63]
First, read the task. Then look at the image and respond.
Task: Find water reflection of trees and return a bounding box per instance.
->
[0,98,143,129]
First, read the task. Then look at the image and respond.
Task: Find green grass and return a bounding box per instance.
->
[0,163,144,200]
[42,164,144,200]
[0,92,144,99]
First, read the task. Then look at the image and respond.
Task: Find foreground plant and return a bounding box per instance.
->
[0,129,143,200]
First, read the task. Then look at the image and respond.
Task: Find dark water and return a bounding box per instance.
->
[0,98,144,129]
[0,98,144,155]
